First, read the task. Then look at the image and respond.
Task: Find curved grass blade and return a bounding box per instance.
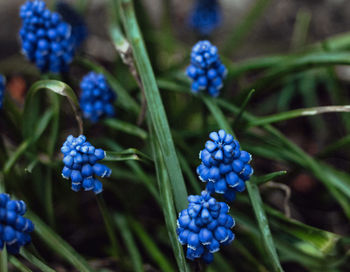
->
[9,257,32,272]
[103,119,148,140]
[252,171,288,186]
[128,218,176,272]
[247,105,350,127]
[21,249,55,272]
[104,149,152,163]
[27,211,93,272]
[118,0,188,211]
[114,215,144,272]
[233,89,255,129]
[23,80,83,137]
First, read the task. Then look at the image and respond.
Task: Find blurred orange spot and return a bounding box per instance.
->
[291,174,317,193]
[7,76,26,104]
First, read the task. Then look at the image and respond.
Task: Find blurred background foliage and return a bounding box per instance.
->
[1,0,350,271]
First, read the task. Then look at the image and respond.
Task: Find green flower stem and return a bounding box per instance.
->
[118,0,188,212]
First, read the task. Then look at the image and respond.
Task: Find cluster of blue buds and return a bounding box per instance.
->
[197,130,253,202]
[19,0,76,73]
[61,135,111,194]
[186,40,227,97]
[80,72,116,123]
[177,191,235,264]
[0,75,5,109]
[189,0,221,36]
[0,193,34,254]
[56,1,88,47]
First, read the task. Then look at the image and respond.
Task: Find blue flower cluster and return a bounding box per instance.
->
[0,193,34,254]
[197,130,253,201]
[56,1,88,47]
[0,75,5,109]
[177,191,235,264]
[61,135,111,194]
[80,72,116,123]
[19,0,76,73]
[186,40,226,97]
[189,0,221,36]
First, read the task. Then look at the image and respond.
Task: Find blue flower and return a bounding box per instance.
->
[56,1,88,47]
[61,135,111,194]
[177,191,235,264]
[19,0,76,73]
[0,193,34,254]
[80,72,116,123]
[189,0,221,36]
[186,40,226,97]
[197,130,253,201]
[0,75,5,109]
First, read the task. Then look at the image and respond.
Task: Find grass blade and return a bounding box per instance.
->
[103,119,147,140]
[27,211,93,272]
[118,0,188,211]
[9,257,32,272]
[20,249,55,272]
[104,149,152,163]
[114,215,144,272]
[23,80,83,137]
[149,122,189,272]
[247,105,350,127]
[246,182,284,272]
[252,171,288,186]
[129,218,176,272]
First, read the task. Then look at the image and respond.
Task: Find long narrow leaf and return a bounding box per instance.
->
[118,0,188,211]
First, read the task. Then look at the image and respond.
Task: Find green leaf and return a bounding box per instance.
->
[252,171,288,186]
[23,80,83,138]
[9,257,32,272]
[247,105,350,127]
[104,148,152,163]
[149,122,189,272]
[103,119,148,139]
[223,0,272,54]
[3,109,53,176]
[27,211,93,272]
[114,215,144,272]
[246,182,284,272]
[118,0,188,211]
[21,249,55,272]
[233,89,255,129]
[0,249,8,272]
[128,218,176,272]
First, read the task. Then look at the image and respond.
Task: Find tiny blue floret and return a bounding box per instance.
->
[189,0,221,36]
[197,130,253,201]
[0,193,34,254]
[0,75,5,109]
[177,191,235,263]
[187,40,226,97]
[19,0,76,73]
[80,72,116,123]
[61,135,111,194]
[56,1,88,47]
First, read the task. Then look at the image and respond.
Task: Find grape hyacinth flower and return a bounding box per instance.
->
[19,0,76,73]
[186,40,227,97]
[61,135,111,194]
[80,72,116,123]
[197,130,253,201]
[189,0,222,36]
[0,193,34,254]
[177,191,235,264]
[56,1,88,47]
[0,75,5,109]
